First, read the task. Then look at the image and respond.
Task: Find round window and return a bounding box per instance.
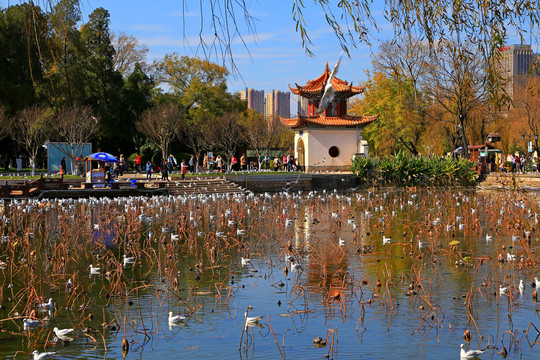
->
[329,146,340,158]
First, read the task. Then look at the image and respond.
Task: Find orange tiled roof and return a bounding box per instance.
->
[288,62,366,97]
[279,114,378,128]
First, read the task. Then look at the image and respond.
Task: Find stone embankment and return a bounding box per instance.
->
[478,173,540,191]
[226,173,357,192]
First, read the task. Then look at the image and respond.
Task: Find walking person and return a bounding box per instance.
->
[168,153,177,169]
[189,154,195,173]
[160,159,169,181]
[231,155,238,172]
[181,159,188,180]
[146,161,152,180]
[60,156,67,175]
[135,154,142,173]
[273,155,280,171]
[118,154,125,176]
[209,156,215,172]
[263,153,270,170]
[203,154,209,172]
[216,155,223,172]
[240,154,247,171]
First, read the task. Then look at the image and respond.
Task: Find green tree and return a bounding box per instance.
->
[350,72,424,156]
[120,63,155,152]
[80,7,125,150]
[0,3,48,113]
[46,0,87,106]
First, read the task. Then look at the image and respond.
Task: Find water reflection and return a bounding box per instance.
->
[0,190,539,359]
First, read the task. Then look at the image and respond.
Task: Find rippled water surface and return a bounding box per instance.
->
[1,189,539,359]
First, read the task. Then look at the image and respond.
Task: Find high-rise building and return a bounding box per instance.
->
[239,88,265,115]
[497,44,538,100]
[265,90,290,120]
[297,96,309,116]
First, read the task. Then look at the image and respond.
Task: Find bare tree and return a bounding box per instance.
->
[240,109,280,168]
[136,103,181,162]
[0,105,9,141]
[373,36,429,110]
[10,104,51,176]
[180,109,212,172]
[111,31,149,74]
[512,76,540,153]
[49,105,97,174]
[424,42,489,158]
[207,112,245,171]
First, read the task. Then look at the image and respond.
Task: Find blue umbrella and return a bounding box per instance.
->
[88,152,118,163]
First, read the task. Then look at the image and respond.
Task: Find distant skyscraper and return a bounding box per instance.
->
[239,88,265,115]
[497,44,538,100]
[265,90,290,120]
[297,96,309,116]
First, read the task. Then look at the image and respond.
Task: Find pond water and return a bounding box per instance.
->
[1,189,539,359]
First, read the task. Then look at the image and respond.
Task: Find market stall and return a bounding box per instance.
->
[83,152,118,187]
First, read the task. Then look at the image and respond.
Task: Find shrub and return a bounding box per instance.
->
[351,152,478,187]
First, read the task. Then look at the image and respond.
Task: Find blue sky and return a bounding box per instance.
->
[2,1,533,113]
[77,0,393,113]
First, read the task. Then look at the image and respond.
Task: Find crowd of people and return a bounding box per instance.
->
[99,152,303,182]
[506,153,539,172]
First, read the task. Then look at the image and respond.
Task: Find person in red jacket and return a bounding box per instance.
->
[181,159,188,180]
[231,155,238,172]
[135,154,142,173]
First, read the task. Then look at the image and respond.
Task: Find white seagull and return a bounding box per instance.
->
[241,257,251,266]
[53,327,74,341]
[382,236,391,245]
[33,350,57,360]
[23,318,41,329]
[315,52,343,115]
[460,344,484,359]
[89,264,100,275]
[245,312,263,326]
[123,255,135,266]
[38,298,54,310]
[168,311,186,324]
[418,239,428,249]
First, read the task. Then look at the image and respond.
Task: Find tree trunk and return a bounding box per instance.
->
[30,156,36,176]
[459,124,469,159]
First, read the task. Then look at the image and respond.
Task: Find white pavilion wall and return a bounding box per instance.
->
[294,128,366,171]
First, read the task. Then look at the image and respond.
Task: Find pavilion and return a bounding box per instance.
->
[280,63,378,171]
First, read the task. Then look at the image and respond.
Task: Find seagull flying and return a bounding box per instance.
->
[315,52,343,115]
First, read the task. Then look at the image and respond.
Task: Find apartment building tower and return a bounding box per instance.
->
[297,95,310,116]
[265,90,290,120]
[239,88,265,115]
[497,44,538,100]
